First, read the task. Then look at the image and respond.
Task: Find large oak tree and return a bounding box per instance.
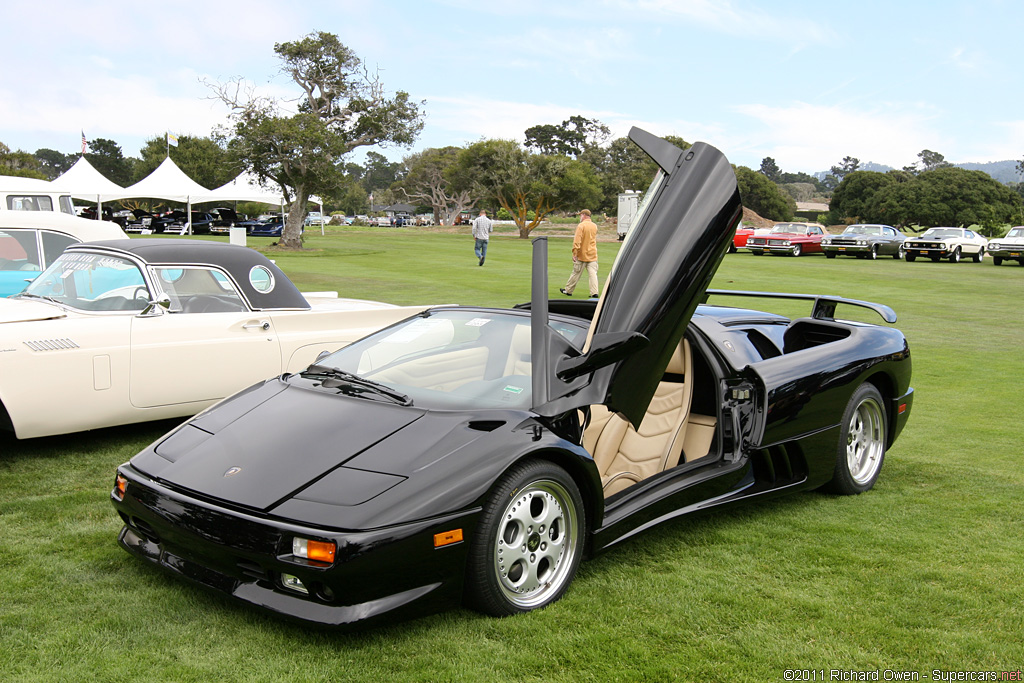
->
[211,32,424,248]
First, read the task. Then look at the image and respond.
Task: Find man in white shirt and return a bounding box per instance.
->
[471,210,493,266]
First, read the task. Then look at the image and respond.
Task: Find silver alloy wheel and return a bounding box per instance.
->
[895,244,905,260]
[492,479,580,609]
[845,396,886,485]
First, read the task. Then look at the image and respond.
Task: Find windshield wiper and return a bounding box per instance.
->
[15,292,63,305]
[300,364,413,406]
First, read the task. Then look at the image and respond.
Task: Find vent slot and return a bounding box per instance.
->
[24,338,80,352]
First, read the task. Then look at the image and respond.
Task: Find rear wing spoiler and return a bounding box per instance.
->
[703,289,897,324]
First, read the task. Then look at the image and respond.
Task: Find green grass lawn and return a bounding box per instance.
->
[2,228,1023,682]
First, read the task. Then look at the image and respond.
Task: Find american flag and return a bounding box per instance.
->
[81,131,88,154]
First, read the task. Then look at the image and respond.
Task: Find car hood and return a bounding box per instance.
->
[130,380,426,512]
[0,298,66,323]
[538,129,742,427]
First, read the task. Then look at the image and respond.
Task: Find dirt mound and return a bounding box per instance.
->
[741,207,776,229]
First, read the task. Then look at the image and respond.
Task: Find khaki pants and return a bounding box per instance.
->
[564,260,598,296]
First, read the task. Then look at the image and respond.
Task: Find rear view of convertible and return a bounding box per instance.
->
[111,129,913,628]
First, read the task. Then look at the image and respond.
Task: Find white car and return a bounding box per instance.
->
[985,226,1024,266]
[1,211,128,297]
[0,239,430,438]
[903,227,988,263]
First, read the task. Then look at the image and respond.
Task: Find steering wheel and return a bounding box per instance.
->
[133,286,149,302]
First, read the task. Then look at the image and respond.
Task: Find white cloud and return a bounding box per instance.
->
[607,0,835,42]
[730,101,946,171]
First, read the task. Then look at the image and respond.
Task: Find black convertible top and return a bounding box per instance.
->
[72,239,310,310]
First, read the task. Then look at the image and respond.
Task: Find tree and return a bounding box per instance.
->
[759,157,781,182]
[455,140,602,238]
[134,135,238,189]
[524,116,610,158]
[34,149,75,179]
[917,149,953,172]
[734,166,795,221]
[830,156,860,182]
[0,142,46,179]
[361,151,404,192]
[85,138,133,186]
[210,31,424,248]
[397,146,475,225]
[829,171,897,223]
[868,167,1021,233]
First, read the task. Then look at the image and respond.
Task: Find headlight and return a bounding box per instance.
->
[780,240,790,246]
[822,237,831,244]
[990,242,1001,249]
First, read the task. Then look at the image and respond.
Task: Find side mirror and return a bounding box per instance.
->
[555,331,649,381]
[315,350,332,363]
[140,294,172,317]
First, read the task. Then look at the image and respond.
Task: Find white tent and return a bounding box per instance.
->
[103,157,214,233]
[50,157,126,211]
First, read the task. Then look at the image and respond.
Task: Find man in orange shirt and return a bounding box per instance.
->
[559,209,599,298]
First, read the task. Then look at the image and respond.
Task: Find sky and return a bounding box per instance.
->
[2,0,1023,176]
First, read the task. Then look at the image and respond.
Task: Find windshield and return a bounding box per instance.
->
[22,251,147,312]
[845,225,881,235]
[1005,227,1024,238]
[920,228,962,239]
[309,309,587,410]
[770,223,808,235]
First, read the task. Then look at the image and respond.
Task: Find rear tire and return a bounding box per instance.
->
[972,248,984,263]
[894,244,905,260]
[824,384,887,495]
[465,459,586,616]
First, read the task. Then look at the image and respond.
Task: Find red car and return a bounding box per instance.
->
[730,226,757,252]
[744,222,826,256]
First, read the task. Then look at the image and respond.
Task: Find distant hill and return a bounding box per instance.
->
[815,160,1021,184]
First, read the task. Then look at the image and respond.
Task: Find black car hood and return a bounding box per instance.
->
[537,129,742,427]
[130,380,423,512]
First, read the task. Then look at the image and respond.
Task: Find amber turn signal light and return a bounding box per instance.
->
[113,473,127,501]
[433,529,463,548]
[292,537,336,564]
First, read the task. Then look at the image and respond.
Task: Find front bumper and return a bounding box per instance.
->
[988,246,1024,260]
[112,464,474,627]
[745,243,801,254]
[822,243,871,254]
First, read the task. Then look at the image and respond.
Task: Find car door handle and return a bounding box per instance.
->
[243,320,271,331]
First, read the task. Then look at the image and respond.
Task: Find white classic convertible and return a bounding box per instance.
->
[0,239,430,438]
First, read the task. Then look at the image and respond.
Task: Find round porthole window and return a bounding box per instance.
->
[159,268,184,283]
[249,265,275,293]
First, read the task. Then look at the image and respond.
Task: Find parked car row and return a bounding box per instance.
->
[736,222,1018,266]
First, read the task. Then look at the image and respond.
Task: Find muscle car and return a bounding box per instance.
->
[904,227,987,263]
[111,129,914,629]
[0,239,429,438]
[821,224,906,260]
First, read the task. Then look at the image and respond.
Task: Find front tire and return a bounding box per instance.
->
[868,245,878,260]
[751,250,764,256]
[465,459,586,616]
[825,251,836,259]
[993,256,1002,266]
[949,247,961,263]
[824,384,887,495]
[791,244,803,257]
[906,252,917,262]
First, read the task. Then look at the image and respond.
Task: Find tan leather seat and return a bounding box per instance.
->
[583,339,714,496]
